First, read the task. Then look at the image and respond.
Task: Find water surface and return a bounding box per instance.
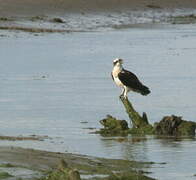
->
[0,24,196,179]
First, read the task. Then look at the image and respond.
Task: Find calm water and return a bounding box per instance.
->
[0,24,196,179]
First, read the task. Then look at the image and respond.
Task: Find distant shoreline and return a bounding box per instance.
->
[0,0,196,33]
[1,0,196,17]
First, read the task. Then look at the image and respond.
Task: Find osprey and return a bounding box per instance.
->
[111,58,150,98]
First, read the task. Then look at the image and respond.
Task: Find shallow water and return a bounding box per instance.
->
[0,24,196,179]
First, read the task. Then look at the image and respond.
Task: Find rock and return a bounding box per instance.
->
[58,159,68,171]
[178,121,196,136]
[52,18,65,23]
[41,160,81,180]
[68,169,81,180]
[154,115,196,136]
[98,115,129,136]
[100,115,128,130]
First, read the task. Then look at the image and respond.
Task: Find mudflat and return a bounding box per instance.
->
[0,146,154,179]
[0,0,196,16]
[1,0,196,32]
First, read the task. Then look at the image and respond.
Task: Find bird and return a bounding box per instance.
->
[111,58,150,99]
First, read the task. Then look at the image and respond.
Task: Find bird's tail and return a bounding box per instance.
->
[140,85,151,96]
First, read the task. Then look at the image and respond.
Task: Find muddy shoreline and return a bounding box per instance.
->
[0,146,155,180]
[1,0,196,33]
[1,0,196,16]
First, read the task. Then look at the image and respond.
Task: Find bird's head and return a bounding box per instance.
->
[113,58,123,66]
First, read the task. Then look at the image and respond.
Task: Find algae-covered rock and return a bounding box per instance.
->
[154,115,196,136]
[129,125,154,135]
[177,121,196,136]
[99,96,195,136]
[40,159,81,180]
[0,172,13,179]
[99,115,129,136]
[68,169,81,180]
[100,115,128,130]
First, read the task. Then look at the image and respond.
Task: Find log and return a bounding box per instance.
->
[118,96,154,134]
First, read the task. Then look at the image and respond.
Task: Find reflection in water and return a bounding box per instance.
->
[100,135,153,162]
[99,135,196,180]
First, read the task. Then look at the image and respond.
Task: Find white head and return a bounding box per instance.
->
[113,58,123,66]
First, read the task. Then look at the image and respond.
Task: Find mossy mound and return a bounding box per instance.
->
[154,115,196,136]
[40,159,81,180]
[98,115,129,136]
[98,114,154,136]
[41,169,81,180]
[128,125,154,135]
[99,96,195,136]
[99,114,196,136]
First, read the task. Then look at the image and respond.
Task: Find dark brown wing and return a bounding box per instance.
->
[118,69,150,95]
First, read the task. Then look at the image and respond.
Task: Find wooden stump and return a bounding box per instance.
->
[120,96,154,134]
[120,96,150,128]
[99,96,195,136]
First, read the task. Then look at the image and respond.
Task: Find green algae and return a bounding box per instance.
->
[99,97,195,136]
[0,163,16,168]
[119,97,154,135]
[128,125,154,135]
[177,121,196,136]
[99,115,129,136]
[154,115,196,136]
[0,171,13,179]
[38,155,154,180]
[39,159,81,180]
[106,172,155,180]
[169,14,196,24]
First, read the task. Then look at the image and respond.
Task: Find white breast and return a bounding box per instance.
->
[113,76,124,87]
[112,65,124,87]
